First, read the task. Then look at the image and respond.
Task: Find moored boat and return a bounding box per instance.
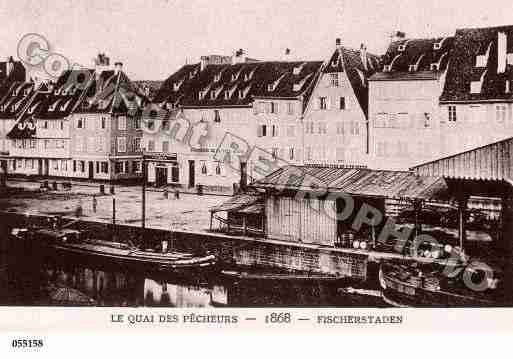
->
[379,259,501,307]
[221,268,346,284]
[9,226,218,274]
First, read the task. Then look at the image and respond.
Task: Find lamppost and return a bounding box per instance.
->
[141,149,147,230]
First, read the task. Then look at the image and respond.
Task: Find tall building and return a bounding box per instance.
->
[303,40,381,167]
[145,53,322,193]
[3,54,145,181]
[439,25,513,155]
[368,36,454,170]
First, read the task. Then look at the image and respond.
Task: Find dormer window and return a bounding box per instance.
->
[383,64,392,72]
[293,63,306,75]
[471,69,487,94]
[211,91,217,100]
[214,73,222,82]
[506,80,511,93]
[173,78,184,91]
[433,42,441,50]
[224,90,230,100]
[398,44,406,52]
[61,98,72,111]
[238,90,244,99]
[409,64,416,72]
[430,63,439,71]
[28,102,39,114]
[475,42,492,67]
[231,70,241,82]
[331,58,339,68]
[48,99,60,112]
[189,70,197,79]
[267,84,274,92]
[23,88,31,96]
[199,90,207,100]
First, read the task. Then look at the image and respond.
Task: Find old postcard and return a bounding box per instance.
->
[1,0,513,354]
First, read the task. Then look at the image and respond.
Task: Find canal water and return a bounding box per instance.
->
[0,239,387,307]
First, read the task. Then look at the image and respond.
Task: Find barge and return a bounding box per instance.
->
[9,226,218,274]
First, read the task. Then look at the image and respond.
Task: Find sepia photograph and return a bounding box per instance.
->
[1,0,513,319]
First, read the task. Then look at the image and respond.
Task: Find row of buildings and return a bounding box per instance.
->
[1,25,513,193]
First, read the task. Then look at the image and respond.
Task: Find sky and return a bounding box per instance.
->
[1,0,513,80]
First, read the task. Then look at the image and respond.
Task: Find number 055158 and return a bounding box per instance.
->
[11,339,43,348]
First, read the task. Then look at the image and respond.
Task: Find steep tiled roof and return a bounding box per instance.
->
[154,60,323,109]
[4,67,144,139]
[325,46,381,117]
[440,25,513,102]
[370,37,453,81]
[0,60,26,98]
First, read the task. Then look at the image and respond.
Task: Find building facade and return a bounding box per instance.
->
[368,36,454,170]
[145,54,323,193]
[3,54,145,181]
[303,41,380,167]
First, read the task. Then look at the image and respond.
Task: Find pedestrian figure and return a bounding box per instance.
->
[92,194,98,213]
[75,200,83,218]
[163,188,169,199]
[174,189,180,199]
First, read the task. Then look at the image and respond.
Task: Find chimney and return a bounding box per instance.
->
[114,62,123,74]
[200,56,208,71]
[336,38,342,50]
[498,31,507,74]
[232,49,246,64]
[360,43,368,71]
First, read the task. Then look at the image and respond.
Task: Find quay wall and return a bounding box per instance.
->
[0,212,369,279]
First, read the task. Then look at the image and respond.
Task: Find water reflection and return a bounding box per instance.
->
[0,251,385,307]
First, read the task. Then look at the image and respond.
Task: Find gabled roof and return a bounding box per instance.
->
[370,37,453,81]
[324,46,381,117]
[0,60,26,97]
[154,60,323,108]
[440,25,513,102]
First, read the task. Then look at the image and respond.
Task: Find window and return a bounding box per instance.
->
[201,162,207,174]
[114,162,122,174]
[79,161,85,172]
[61,160,67,171]
[101,117,106,129]
[305,122,314,134]
[96,161,100,173]
[162,120,170,130]
[350,121,360,135]
[162,141,169,152]
[117,137,126,152]
[423,113,431,127]
[287,102,294,115]
[214,110,221,123]
[339,97,346,110]
[448,106,457,122]
[330,73,339,87]
[171,163,179,182]
[75,138,83,152]
[118,116,126,130]
[336,122,344,135]
[387,114,397,128]
[375,113,387,127]
[257,124,267,137]
[29,139,36,149]
[271,148,278,159]
[319,97,327,110]
[289,147,295,160]
[77,118,84,129]
[73,160,77,172]
[134,118,141,129]
[53,160,58,170]
[147,140,155,152]
[60,121,64,130]
[96,137,105,152]
[124,161,129,173]
[306,147,312,161]
[272,125,277,137]
[270,102,277,114]
[43,121,48,129]
[100,162,108,173]
[147,120,155,131]
[215,162,221,175]
[132,161,140,173]
[496,105,507,123]
[133,138,141,152]
[318,122,327,134]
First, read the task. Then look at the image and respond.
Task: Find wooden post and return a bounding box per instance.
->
[243,216,247,236]
[457,195,469,253]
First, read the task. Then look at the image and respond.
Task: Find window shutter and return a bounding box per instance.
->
[326,97,331,110]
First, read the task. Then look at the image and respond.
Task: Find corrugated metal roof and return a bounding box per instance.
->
[252,165,449,200]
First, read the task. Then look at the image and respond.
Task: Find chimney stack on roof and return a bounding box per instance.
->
[360,43,368,71]
[6,56,14,77]
[336,38,342,49]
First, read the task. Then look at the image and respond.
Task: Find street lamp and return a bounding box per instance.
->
[141,148,147,230]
